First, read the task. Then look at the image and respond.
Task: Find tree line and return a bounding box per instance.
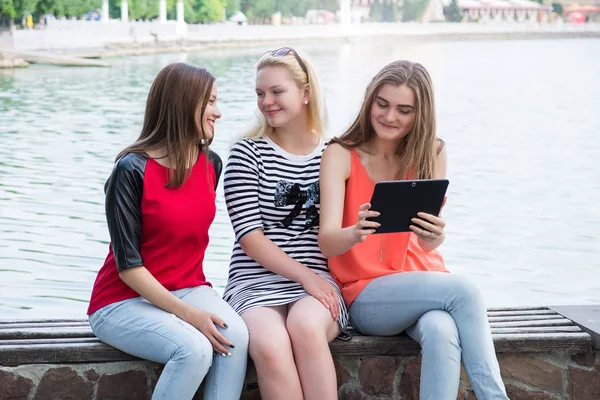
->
[0,0,434,27]
[0,0,341,25]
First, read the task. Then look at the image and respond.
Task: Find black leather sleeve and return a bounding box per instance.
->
[208,149,223,190]
[104,153,147,273]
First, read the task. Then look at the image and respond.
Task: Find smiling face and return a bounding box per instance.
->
[255,65,307,128]
[201,82,221,141]
[370,83,417,142]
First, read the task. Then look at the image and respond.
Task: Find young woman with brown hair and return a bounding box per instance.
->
[87,62,249,400]
[319,60,509,400]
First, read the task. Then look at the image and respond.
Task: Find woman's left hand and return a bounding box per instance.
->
[410,212,446,242]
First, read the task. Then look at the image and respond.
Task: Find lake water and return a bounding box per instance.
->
[1,38,599,320]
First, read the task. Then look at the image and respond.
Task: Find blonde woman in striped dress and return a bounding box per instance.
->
[223,48,349,400]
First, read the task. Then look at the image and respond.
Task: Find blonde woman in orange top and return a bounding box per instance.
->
[319,60,509,400]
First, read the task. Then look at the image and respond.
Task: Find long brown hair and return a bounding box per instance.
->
[117,62,215,188]
[332,60,440,180]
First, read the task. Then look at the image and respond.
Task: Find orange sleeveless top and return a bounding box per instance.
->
[328,149,449,307]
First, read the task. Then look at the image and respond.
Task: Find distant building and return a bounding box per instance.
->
[562,3,600,22]
[422,0,552,22]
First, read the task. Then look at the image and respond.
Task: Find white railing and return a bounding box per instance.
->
[10,21,600,51]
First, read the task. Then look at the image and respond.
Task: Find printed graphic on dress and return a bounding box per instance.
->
[274,180,320,229]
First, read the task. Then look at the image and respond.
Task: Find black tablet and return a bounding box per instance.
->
[368,179,449,234]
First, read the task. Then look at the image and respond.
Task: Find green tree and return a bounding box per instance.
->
[197,0,224,22]
[183,0,225,23]
[183,0,195,21]
[108,0,119,19]
[165,0,176,20]
[314,0,338,12]
[402,0,428,21]
[274,0,305,16]
[0,0,17,22]
[551,2,563,15]
[45,0,101,17]
[443,0,462,22]
[371,1,399,22]
[225,0,239,18]
[108,0,156,21]
[240,0,333,21]
[128,0,156,19]
[14,0,39,18]
[35,0,60,16]
[241,0,273,22]
[272,0,338,17]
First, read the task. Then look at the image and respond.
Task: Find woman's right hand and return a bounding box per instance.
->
[301,273,340,321]
[183,308,234,356]
[353,203,380,243]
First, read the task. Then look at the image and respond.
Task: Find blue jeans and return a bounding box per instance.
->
[89,285,249,400]
[349,272,508,400]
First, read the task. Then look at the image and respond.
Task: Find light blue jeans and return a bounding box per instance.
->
[349,272,508,400]
[89,285,249,400]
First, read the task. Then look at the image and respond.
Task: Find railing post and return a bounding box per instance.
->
[340,0,351,25]
[121,0,129,22]
[101,0,109,22]
[159,0,167,23]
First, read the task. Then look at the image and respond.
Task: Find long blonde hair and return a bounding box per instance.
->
[245,49,328,139]
[332,60,441,180]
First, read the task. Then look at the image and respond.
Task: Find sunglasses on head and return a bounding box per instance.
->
[267,47,309,83]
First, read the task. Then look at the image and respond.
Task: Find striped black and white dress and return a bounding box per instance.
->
[223,136,350,339]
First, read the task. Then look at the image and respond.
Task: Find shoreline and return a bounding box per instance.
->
[2,22,599,63]
[98,27,600,59]
[79,22,600,59]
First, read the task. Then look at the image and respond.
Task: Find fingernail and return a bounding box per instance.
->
[221,353,227,357]
[223,323,229,328]
[227,352,232,357]
[230,344,235,348]
[376,223,381,227]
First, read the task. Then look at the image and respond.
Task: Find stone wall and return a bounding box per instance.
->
[332,350,600,400]
[1,349,598,400]
[11,20,180,51]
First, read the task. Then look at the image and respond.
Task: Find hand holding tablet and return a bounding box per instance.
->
[366,179,449,234]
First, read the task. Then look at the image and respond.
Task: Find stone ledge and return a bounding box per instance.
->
[1,306,599,399]
[0,307,594,367]
[552,305,600,349]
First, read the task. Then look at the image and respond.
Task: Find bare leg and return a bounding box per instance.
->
[242,306,303,400]
[286,296,340,400]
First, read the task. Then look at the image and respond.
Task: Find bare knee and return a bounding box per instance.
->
[249,330,292,370]
[286,313,329,350]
